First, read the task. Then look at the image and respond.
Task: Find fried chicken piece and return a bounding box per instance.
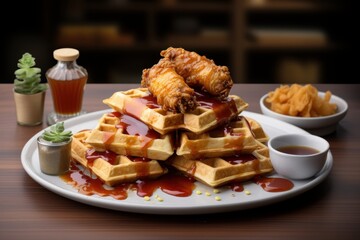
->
[141,59,197,113]
[160,47,233,99]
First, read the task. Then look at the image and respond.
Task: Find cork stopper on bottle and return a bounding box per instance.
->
[53,48,79,61]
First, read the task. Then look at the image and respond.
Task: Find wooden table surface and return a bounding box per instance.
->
[1,83,359,240]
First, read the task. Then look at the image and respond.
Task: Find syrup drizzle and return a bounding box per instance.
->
[112,112,160,139]
[195,91,238,123]
[61,160,294,200]
[223,154,257,165]
[107,111,161,157]
[61,90,294,200]
[123,92,160,118]
[85,149,117,166]
[208,117,245,137]
[61,161,195,198]
[185,117,247,159]
[123,90,238,122]
[242,116,256,138]
[140,95,161,109]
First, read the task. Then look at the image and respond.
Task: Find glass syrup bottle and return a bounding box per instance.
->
[46,48,88,125]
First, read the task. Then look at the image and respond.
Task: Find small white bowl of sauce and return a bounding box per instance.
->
[268,134,330,180]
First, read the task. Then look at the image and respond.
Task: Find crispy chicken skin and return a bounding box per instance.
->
[141,58,198,113]
[160,47,233,99]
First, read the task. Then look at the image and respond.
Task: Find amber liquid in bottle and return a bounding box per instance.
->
[46,48,88,125]
[47,66,87,115]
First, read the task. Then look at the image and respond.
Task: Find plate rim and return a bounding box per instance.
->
[21,109,333,215]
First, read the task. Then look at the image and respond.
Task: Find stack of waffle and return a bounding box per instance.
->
[71,87,273,188]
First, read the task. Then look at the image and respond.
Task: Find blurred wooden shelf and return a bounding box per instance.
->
[164,34,229,49]
[85,1,230,12]
[245,41,335,51]
[46,0,344,83]
[246,28,333,50]
[246,0,336,12]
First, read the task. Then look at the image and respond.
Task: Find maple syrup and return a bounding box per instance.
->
[253,175,294,192]
[61,161,195,199]
[59,87,295,200]
[195,91,238,123]
[46,48,88,125]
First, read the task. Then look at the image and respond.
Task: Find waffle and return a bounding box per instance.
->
[85,112,174,160]
[243,116,269,143]
[176,116,260,159]
[71,130,168,186]
[168,140,273,187]
[102,88,249,135]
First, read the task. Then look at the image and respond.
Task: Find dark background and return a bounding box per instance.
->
[3,0,356,84]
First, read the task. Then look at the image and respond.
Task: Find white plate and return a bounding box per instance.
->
[21,110,333,215]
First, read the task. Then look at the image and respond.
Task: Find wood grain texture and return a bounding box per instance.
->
[0,83,359,240]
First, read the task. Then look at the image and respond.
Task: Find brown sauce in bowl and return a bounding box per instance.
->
[277,146,319,155]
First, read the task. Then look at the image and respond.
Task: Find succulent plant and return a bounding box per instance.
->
[41,122,72,143]
[14,52,48,94]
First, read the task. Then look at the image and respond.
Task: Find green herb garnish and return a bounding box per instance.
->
[41,122,72,143]
[14,52,48,94]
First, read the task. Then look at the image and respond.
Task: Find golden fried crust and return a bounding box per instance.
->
[160,47,233,99]
[141,58,198,113]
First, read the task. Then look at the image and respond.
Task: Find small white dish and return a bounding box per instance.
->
[260,92,348,136]
[268,133,330,180]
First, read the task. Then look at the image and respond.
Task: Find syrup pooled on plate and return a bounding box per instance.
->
[61,161,294,200]
[253,175,294,192]
[61,161,195,199]
[61,143,294,201]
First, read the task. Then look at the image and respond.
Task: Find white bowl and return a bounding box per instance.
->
[260,92,348,136]
[268,134,329,180]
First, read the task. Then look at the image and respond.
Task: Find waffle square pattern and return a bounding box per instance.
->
[71,130,168,186]
[102,88,249,135]
[70,88,273,188]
